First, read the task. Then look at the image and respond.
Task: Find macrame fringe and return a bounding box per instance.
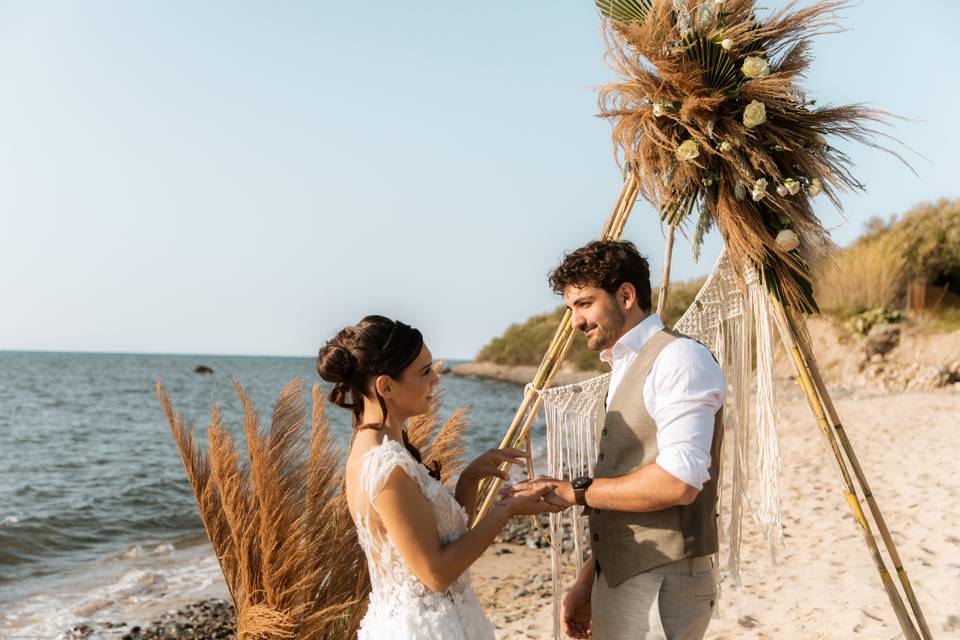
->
[533,374,609,640]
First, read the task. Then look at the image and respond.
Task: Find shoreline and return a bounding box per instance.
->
[452,317,960,396]
[2,541,228,639]
[448,361,604,387]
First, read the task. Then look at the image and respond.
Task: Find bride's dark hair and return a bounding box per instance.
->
[317,315,440,480]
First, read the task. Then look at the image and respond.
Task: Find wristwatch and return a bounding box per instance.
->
[571,476,593,507]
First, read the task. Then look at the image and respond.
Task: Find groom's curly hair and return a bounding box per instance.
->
[549,240,653,311]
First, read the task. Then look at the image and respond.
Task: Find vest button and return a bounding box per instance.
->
[601,429,608,435]
[598,453,604,460]
[592,534,599,541]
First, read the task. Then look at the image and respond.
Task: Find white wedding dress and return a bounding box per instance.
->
[354,438,496,639]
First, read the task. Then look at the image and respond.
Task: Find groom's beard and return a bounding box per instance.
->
[584,306,625,351]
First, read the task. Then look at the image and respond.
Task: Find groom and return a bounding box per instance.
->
[507,240,724,640]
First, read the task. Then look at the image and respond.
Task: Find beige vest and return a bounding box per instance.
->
[588,328,723,587]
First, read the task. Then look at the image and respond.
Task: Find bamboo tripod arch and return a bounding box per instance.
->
[472,175,933,640]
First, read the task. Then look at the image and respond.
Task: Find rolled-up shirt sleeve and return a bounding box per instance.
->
[644,339,725,490]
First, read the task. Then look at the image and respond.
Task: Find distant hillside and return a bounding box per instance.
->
[815,198,960,315]
[475,278,706,371]
[475,199,960,373]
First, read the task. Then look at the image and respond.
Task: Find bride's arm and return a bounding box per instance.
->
[454,473,481,517]
[374,467,559,592]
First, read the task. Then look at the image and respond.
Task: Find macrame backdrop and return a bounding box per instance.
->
[535,372,609,639]
[534,249,783,638]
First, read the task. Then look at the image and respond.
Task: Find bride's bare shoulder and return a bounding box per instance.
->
[345,427,386,475]
[350,426,387,454]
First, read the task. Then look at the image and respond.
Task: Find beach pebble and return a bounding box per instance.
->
[65,600,235,640]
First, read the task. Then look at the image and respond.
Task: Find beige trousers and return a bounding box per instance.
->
[591,555,718,640]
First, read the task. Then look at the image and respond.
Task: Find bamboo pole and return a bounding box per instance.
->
[656,223,677,317]
[474,322,579,521]
[473,319,573,506]
[776,304,933,640]
[472,173,639,524]
[766,294,922,640]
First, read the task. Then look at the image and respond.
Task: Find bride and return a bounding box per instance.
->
[317,315,562,639]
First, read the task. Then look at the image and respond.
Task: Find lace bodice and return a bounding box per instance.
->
[353,438,495,639]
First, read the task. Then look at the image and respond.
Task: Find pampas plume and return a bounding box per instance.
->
[157,378,468,639]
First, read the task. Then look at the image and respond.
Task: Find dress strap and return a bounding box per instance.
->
[360,438,424,503]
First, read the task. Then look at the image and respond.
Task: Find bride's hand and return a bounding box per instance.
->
[462,447,530,482]
[500,485,566,517]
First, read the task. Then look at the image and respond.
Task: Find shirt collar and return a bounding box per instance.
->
[599,313,664,365]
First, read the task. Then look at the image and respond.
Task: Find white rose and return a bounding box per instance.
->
[807,178,823,197]
[721,38,733,51]
[743,100,767,129]
[676,139,699,161]
[719,141,732,152]
[784,178,800,195]
[742,56,770,79]
[776,229,800,251]
[653,102,665,117]
[776,184,788,197]
[751,177,768,201]
[814,133,827,146]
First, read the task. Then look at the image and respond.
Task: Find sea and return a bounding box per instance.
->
[0,351,534,639]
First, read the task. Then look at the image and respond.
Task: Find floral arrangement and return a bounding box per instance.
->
[596,0,905,313]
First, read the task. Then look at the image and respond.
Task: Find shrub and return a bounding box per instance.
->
[844,307,904,336]
[864,199,960,286]
[813,236,906,315]
[815,198,960,314]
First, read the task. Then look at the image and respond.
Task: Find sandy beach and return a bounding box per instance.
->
[472,389,960,639]
[51,386,960,639]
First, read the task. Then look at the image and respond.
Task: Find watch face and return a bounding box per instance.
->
[572,476,592,490]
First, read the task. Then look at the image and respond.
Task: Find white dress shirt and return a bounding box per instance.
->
[600,313,725,490]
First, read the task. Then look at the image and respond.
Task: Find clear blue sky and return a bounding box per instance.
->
[1,1,957,359]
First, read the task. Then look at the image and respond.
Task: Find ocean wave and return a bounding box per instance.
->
[118,543,176,560]
[0,543,226,639]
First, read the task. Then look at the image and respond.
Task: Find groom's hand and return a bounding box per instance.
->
[561,581,592,638]
[501,476,575,509]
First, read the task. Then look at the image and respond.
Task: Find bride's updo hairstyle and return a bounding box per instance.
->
[317,315,439,480]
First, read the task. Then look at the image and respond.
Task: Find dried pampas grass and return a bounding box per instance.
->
[157,379,468,639]
[596,0,912,314]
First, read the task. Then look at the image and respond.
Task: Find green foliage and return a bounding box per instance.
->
[815,198,960,314]
[475,276,707,372]
[656,276,707,327]
[927,307,960,332]
[475,307,569,369]
[867,199,960,287]
[844,307,903,337]
[594,0,652,24]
